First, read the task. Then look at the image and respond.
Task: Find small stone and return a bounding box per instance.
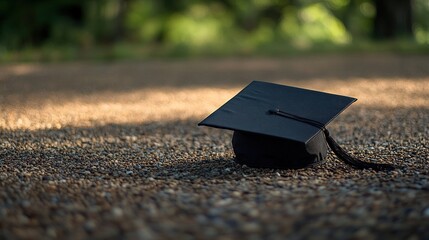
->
[112,207,123,217]
[242,222,261,233]
[165,189,175,194]
[249,209,260,217]
[232,191,241,197]
[135,228,155,239]
[196,215,207,224]
[42,176,51,181]
[46,227,57,238]
[423,207,429,217]
[215,198,233,206]
[84,220,96,232]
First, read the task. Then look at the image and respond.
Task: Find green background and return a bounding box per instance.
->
[1,0,428,61]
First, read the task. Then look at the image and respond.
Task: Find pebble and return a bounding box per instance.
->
[112,207,124,218]
[242,222,261,233]
[84,220,96,232]
[423,208,429,217]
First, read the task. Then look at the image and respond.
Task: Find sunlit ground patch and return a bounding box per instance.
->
[1,78,428,131]
[1,57,428,130]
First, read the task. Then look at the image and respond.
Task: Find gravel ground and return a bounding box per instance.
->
[1,55,429,239]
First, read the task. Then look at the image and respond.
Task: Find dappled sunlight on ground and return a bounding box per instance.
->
[1,78,428,131]
[0,88,235,130]
[1,56,428,130]
[289,78,429,108]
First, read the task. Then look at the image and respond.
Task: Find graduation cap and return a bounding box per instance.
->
[199,81,394,170]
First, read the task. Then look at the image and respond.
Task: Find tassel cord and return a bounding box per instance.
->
[269,109,395,171]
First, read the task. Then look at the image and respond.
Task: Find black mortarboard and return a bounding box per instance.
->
[199,81,394,170]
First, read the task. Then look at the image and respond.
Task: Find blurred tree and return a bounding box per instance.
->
[0,0,427,54]
[217,0,289,32]
[114,0,131,42]
[86,0,131,44]
[414,0,429,44]
[372,0,413,39]
[0,0,86,48]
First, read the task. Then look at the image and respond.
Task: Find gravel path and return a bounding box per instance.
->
[1,55,429,239]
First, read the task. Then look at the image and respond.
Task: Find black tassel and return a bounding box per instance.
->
[269,109,396,171]
[323,129,395,171]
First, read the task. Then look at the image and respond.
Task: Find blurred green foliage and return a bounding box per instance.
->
[0,0,428,61]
